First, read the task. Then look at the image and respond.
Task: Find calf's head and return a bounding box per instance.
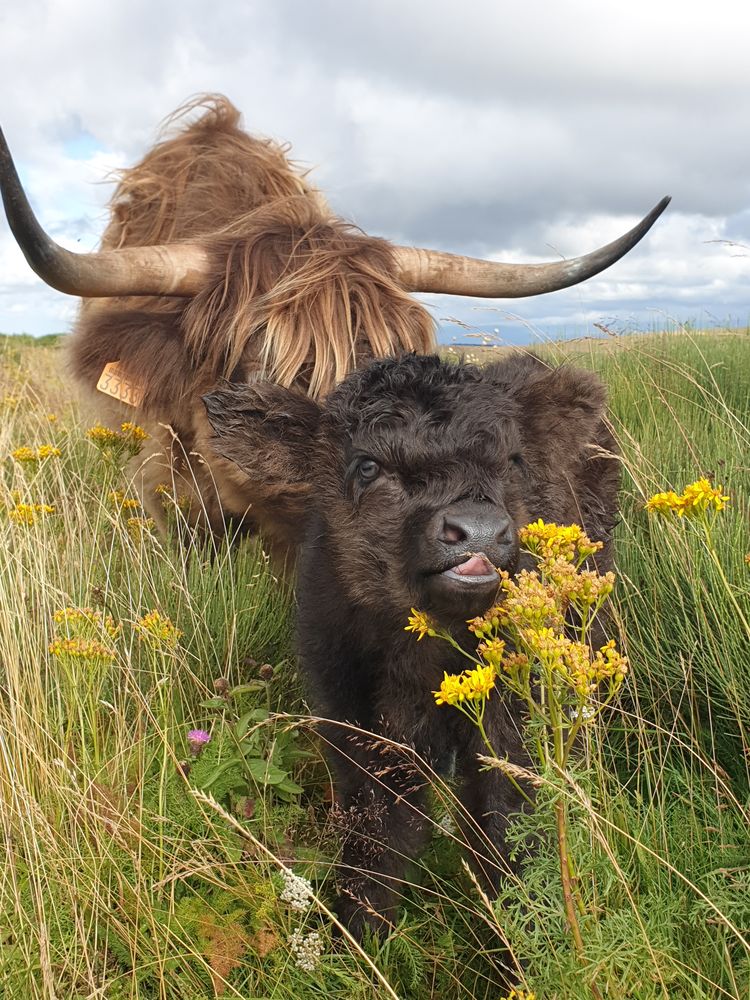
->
[204,353,611,626]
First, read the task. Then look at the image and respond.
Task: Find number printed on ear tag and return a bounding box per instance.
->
[96,362,144,408]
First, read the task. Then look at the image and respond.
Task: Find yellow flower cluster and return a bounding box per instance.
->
[49,636,115,662]
[476,636,506,670]
[498,570,564,631]
[53,606,120,639]
[121,421,148,443]
[155,483,191,513]
[646,477,729,517]
[405,608,438,641]
[592,640,629,687]
[10,444,61,463]
[541,557,615,611]
[518,629,627,697]
[520,519,602,562]
[433,664,496,706]
[469,561,614,637]
[8,502,55,525]
[126,516,156,540]
[136,610,182,649]
[503,990,536,1000]
[108,490,141,511]
[410,520,628,722]
[86,425,123,448]
[86,422,148,456]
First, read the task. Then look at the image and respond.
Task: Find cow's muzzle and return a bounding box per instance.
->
[424,501,517,611]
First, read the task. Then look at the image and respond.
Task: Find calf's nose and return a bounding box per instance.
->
[438,506,513,551]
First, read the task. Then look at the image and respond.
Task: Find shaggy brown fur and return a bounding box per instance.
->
[70,95,435,542]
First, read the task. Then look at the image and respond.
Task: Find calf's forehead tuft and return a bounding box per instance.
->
[317,355,523,471]
[324,354,495,423]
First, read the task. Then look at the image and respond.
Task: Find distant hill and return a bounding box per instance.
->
[0,333,66,348]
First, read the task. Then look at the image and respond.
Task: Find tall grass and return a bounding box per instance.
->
[0,331,747,998]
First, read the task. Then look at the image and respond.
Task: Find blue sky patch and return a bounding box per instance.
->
[63,132,103,161]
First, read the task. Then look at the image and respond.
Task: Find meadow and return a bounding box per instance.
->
[0,329,748,999]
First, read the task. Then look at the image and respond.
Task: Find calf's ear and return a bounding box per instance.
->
[486,354,608,447]
[485,354,620,554]
[202,380,322,487]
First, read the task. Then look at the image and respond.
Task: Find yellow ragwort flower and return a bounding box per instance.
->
[36,445,61,460]
[467,610,498,638]
[477,636,506,670]
[433,665,496,706]
[680,477,729,515]
[405,609,437,641]
[127,516,156,540]
[461,664,496,700]
[86,425,123,448]
[498,569,564,631]
[10,446,37,463]
[564,567,615,610]
[645,490,685,515]
[136,610,182,649]
[591,639,629,686]
[500,651,531,679]
[53,606,120,640]
[88,422,148,457]
[7,502,55,526]
[519,626,572,664]
[434,671,468,706]
[520,519,602,562]
[108,490,141,512]
[646,478,729,518]
[49,637,115,662]
[121,422,148,443]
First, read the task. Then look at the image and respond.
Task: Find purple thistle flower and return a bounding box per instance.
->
[187,728,211,755]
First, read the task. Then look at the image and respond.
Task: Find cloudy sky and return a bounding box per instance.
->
[1,0,749,345]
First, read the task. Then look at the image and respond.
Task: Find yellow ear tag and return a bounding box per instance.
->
[96,362,144,408]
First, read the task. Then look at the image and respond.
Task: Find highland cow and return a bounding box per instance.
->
[0,96,664,555]
[204,351,619,936]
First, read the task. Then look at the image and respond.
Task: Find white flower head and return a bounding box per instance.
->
[435,813,457,837]
[569,704,596,722]
[280,868,314,911]
[289,927,324,972]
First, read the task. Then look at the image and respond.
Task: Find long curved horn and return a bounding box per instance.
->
[0,127,210,297]
[393,196,671,296]
[2,125,670,301]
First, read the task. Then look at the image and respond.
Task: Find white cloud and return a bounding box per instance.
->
[1,0,749,335]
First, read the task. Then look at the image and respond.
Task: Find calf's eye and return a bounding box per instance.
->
[358,458,381,483]
[510,453,524,469]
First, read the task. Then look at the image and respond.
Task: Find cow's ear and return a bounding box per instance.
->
[485,355,619,554]
[486,354,608,446]
[202,380,322,486]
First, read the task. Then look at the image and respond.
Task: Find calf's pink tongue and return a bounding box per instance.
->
[452,554,496,577]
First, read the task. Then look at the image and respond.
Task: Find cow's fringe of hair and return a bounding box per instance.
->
[184,202,436,397]
[71,93,436,406]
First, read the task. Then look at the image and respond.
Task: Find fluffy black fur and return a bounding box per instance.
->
[205,352,620,937]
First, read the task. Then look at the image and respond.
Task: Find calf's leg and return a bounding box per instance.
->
[322,722,432,938]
